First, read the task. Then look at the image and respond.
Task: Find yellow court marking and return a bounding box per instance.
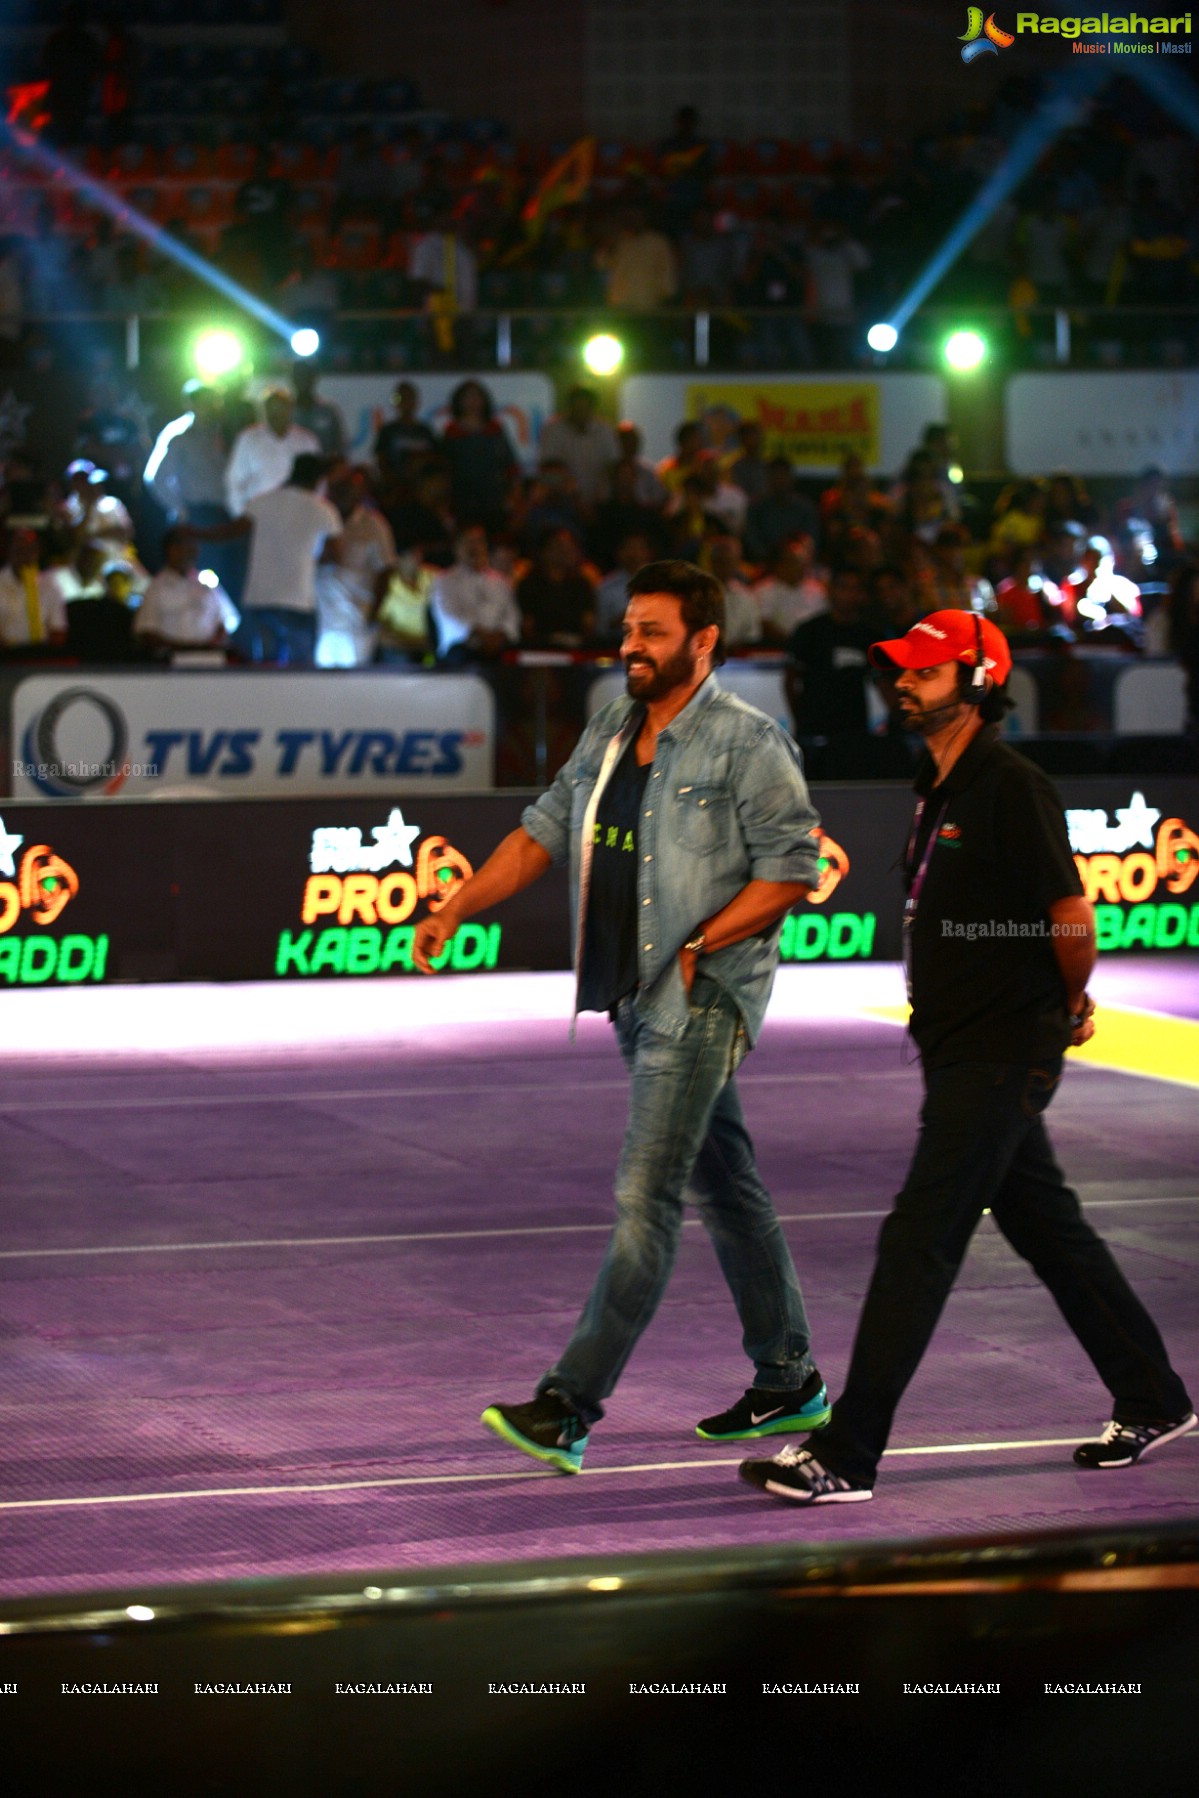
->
[863,1003,1199,1090]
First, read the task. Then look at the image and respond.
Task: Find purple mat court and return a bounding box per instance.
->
[0,960,1196,1600]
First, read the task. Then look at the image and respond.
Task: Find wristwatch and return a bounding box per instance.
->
[683,932,707,956]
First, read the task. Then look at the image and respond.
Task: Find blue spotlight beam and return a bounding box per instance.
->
[0,121,300,346]
[886,59,1109,338]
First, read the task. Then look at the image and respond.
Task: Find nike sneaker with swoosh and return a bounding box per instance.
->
[696,1369,830,1441]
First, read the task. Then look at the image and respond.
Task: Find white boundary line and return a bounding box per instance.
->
[7,1433,1192,1515]
[0,1193,1193,1263]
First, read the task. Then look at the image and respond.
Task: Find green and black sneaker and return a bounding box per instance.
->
[696,1369,830,1441]
[481,1390,590,1474]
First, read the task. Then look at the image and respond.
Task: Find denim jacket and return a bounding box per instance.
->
[522,674,821,1043]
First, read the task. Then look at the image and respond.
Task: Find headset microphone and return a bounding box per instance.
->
[963,611,987,705]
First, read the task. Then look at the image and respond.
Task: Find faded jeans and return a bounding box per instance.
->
[539,973,815,1426]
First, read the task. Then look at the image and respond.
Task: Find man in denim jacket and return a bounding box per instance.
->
[414,560,828,1473]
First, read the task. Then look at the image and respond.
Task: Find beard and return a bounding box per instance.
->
[898,692,966,736]
[624,641,701,702]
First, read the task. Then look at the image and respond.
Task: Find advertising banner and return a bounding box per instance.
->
[620,372,947,470]
[10,672,495,799]
[0,779,1194,988]
[320,372,555,469]
[1006,372,1199,476]
[0,803,175,987]
[172,795,570,981]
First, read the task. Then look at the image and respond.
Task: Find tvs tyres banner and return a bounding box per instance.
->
[0,780,1194,988]
[9,672,495,799]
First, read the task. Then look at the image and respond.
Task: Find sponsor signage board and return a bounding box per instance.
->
[620,372,948,470]
[1007,372,1199,476]
[0,780,1194,988]
[10,672,496,799]
[320,372,555,470]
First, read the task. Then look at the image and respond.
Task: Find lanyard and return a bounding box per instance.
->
[901,797,948,1000]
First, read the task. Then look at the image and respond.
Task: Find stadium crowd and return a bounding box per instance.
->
[0,12,1196,376]
[0,369,1196,755]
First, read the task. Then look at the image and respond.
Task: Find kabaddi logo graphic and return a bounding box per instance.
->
[960,7,1016,57]
[1067,790,1199,951]
[0,816,79,934]
[277,805,499,976]
[808,833,850,904]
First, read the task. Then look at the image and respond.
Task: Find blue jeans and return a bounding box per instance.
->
[236,608,317,668]
[539,973,815,1425]
[818,1059,1192,1486]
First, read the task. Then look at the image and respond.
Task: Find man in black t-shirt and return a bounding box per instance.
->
[744,610,1194,1505]
[786,567,873,740]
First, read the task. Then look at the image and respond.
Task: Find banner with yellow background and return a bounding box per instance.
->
[687,381,880,467]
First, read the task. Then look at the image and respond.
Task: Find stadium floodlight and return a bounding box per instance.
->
[944,329,986,372]
[291,327,321,358]
[867,322,898,354]
[193,328,246,382]
[583,333,624,377]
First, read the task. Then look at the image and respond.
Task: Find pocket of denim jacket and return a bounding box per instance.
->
[673,784,731,851]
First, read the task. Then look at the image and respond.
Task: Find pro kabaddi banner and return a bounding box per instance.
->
[0,780,1194,987]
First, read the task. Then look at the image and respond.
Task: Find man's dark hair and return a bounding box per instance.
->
[956,662,1013,724]
[289,453,325,488]
[161,524,196,555]
[626,558,726,664]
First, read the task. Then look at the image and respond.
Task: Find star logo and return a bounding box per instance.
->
[366,807,422,870]
[1112,791,1160,853]
[0,816,24,879]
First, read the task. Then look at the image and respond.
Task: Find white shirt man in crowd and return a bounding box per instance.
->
[224,388,320,520]
[755,537,829,646]
[315,463,396,667]
[430,525,519,661]
[537,386,620,509]
[210,453,341,666]
[0,529,67,646]
[706,532,761,648]
[135,525,238,652]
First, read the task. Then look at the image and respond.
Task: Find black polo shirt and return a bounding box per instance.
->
[904,725,1084,1069]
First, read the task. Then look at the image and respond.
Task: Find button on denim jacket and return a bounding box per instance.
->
[522,675,821,1044]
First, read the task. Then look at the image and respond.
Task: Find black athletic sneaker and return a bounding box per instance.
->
[1072,1410,1197,1469]
[739,1442,873,1505]
[481,1390,590,1474]
[696,1369,830,1440]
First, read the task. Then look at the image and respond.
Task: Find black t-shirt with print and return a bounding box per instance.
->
[579,739,651,1013]
[905,726,1084,1069]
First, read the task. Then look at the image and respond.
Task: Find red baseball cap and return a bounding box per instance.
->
[869,610,1012,685]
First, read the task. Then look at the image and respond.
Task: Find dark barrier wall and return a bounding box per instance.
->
[0,1529,1196,1792]
[0,779,1196,986]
